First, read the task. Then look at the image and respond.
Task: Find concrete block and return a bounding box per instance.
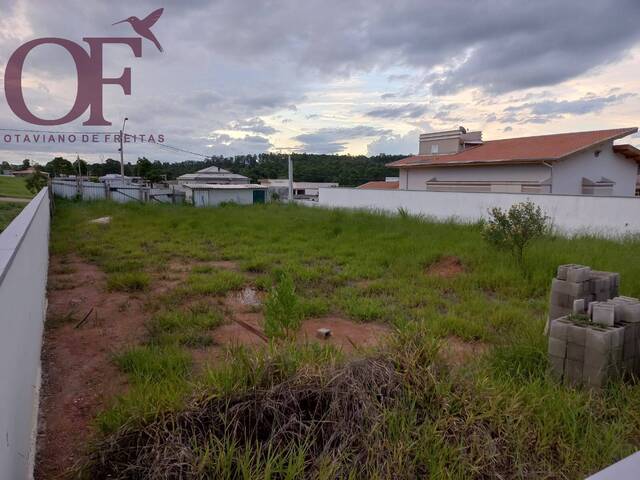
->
[585,327,613,355]
[567,323,587,346]
[611,346,623,364]
[550,291,574,309]
[584,348,610,369]
[564,358,583,387]
[316,328,332,339]
[548,337,567,358]
[549,318,570,341]
[609,325,625,349]
[556,264,572,280]
[620,301,640,323]
[551,278,589,297]
[592,302,615,326]
[566,266,591,283]
[567,343,585,361]
[573,298,586,314]
[549,304,572,320]
[548,355,565,381]
[583,363,609,388]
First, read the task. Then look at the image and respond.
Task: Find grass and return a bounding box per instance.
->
[0,176,33,198]
[0,202,24,232]
[106,271,150,292]
[48,200,640,478]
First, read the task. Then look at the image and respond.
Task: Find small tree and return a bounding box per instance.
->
[482,201,549,270]
[25,170,48,194]
[264,271,301,339]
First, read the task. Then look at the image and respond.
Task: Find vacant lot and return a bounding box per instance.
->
[38,200,640,479]
[0,202,25,232]
[0,176,33,199]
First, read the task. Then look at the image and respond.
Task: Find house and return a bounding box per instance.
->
[99,174,143,185]
[12,167,49,178]
[386,127,640,196]
[258,179,339,200]
[177,166,249,186]
[183,183,268,207]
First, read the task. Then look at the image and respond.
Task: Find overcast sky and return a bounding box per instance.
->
[1,0,639,164]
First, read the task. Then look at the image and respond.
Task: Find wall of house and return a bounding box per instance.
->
[193,189,254,207]
[318,187,640,237]
[398,163,550,190]
[551,143,638,196]
[0,188,50,479]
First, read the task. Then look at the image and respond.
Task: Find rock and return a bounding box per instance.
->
[316,328,332,339]
[89,216,111,225]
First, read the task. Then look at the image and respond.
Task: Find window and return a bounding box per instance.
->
[430,144,439,154]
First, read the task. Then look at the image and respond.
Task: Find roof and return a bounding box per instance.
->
[613,144,640,163]
[357,181,399,190]
[177,165,248,180]
[182,183,267,190]
[387,127,638,168]
[259,180,339,188]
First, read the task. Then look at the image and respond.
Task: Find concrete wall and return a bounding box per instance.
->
[192,189,254,207]
[318,187,640,237]
[552,144,638,196]
[399,163,550,190]
[0,188,50,479]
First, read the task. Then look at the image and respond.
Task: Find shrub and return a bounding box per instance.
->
[25,169,48,194]
[264,271,301,339]
[482,201,549,270]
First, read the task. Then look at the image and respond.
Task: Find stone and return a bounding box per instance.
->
[592,302,615,326]
[89,216,111,225]
[316,328,332,339]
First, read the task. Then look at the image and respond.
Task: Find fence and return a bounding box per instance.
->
[318,188,640,237]
[51,180,184,204]
[0,188,50,479]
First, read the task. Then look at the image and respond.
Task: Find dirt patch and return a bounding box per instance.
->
[426,256,466,278]
[440,336,489,366]
[35,256,150,479]
[299,317,391,351]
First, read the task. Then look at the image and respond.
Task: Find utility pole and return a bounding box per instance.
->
[119,117,128,183]
[288,153,293,201]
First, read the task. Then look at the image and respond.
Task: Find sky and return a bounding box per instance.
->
[1,0,640,165]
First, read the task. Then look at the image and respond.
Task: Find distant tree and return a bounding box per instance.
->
[482,201,549,271]
[25,170,48,194]
[72,158,88,176]
[43,157,74,177]
[1,161,11,172]
[22,159,30,169]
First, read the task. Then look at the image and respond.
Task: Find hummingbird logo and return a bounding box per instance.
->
[113,8,164,52]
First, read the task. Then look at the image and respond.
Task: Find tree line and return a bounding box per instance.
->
[2,153,403,187]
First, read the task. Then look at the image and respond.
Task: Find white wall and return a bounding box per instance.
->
[319,187,640,237]
[399,163,550,190]
[0,188,50,479]
[552,144,638,196]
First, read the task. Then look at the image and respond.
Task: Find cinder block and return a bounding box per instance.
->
[609,325,625,349]
[548,337,567,358]
[549,304,572,320]
[611,346,623,364]
[566,266,592,283]
[567,323,587,346]
[563,358,583,387]
[583,363,608,388]
[592,302,615,326]
[556,264,577,281]
[585,327,613,355]
[583,347,610,369]
[567,343,585,361]
[620,301,640,323]
[573,298,586,314]
[551,278,589,297]
[548,355,565,381]
[550,291,574,309]
[549,318,570,340]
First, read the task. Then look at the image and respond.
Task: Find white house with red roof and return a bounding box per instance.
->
[386,127,640,196]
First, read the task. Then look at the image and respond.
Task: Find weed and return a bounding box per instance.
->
[264,271,301,339]
[187,270,245,295]
[106,271,150,292]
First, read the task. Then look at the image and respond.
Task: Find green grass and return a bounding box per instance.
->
[50,200,640,478]
[0,202,24,232]
[106,271,150,292]
[0,176,32,198]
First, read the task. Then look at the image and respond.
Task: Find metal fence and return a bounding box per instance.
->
[51,180,185,204]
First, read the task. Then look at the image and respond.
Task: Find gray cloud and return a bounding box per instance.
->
[294,126,392,153]
[367,130,419,156]
[227,117,278,135]
[366,103,429,119]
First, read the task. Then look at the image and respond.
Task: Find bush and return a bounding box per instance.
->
[482,201,549,270]
[264,271,301,339]
[25,170,48,194]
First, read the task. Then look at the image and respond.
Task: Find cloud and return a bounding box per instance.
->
[366,103,429,119]
[227,117,278,135]
[205,133,272,156]
[367,130,419,155]
[294,126,392,153]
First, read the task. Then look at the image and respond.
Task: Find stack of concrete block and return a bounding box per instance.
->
[609,296,640,375]
[548,316,625,388]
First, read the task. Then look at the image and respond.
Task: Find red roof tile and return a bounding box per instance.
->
[387,127,637,168]
[357,181,399,190]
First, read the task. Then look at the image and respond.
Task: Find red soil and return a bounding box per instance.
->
[427,256,466,278]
